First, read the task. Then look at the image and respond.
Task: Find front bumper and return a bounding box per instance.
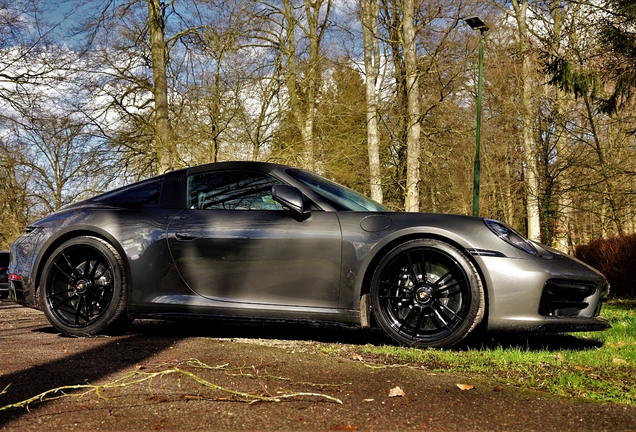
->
[477,252,611,333]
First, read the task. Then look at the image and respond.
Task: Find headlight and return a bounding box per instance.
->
[483,219,539,256]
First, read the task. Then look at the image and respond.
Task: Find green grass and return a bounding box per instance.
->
[317,300,636,404]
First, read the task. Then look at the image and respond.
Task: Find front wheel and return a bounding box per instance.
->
[370,239,485,348]
[40,236,129,336]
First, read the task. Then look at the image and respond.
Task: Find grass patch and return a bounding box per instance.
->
[317,300,636,404]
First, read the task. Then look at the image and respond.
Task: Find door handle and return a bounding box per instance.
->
[175,232,203,241]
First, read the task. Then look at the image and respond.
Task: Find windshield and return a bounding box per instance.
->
[286,169,389,212]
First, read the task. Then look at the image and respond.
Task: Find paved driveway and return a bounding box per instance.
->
[0,301,634,430]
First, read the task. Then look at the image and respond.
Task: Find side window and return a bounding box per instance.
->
[188,170,284,210]
[93,179,162,208]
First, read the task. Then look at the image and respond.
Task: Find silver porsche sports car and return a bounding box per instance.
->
[8,162,610,347]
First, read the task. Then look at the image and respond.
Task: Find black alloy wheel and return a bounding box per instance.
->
[40,237,129,336]
[371,239,485,348]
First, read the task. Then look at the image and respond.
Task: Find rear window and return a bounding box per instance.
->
[0,252,9,267]
[92,178,163,208]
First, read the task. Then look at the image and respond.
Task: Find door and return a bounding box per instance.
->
[167,169,342,308]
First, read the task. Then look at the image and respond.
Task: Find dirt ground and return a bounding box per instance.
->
[0,301,635,431]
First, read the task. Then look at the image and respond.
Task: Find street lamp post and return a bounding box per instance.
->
[465,17,488,217]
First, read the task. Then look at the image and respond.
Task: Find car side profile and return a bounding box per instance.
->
[8,162,610,348]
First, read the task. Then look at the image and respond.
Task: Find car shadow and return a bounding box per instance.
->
[0,330,180,427]
[126,317,394,346]
[125,318,605,352]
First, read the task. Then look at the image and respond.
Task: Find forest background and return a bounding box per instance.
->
[1,0,635,254]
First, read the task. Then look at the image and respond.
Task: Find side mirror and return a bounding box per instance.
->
[272,184,310,220]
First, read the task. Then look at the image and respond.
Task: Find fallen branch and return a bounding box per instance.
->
[0,360,342,412]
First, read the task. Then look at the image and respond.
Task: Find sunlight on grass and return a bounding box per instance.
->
[318,300,636,404]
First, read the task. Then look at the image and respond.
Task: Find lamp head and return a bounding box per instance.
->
[465,16,489,31]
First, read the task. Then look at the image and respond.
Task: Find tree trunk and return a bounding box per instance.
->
[403,0,420,212]
[554,87,572,252]
[383,0,408,201]
[512,0,540,240]
[148,0,173,173]
[279,0,330,171]
[360,0,383,203]
[549,4,571,253]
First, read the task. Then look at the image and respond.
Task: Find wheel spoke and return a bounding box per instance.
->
[405,252,420,282]
[381,281,413,291]
[421,250,429,280]
[84,296,90,321]
[53,262,74,283]
[89,259,103,278]
[432,266,459,288]
[83,253,92,277]
[432,305,451,331]
[398,307,417,334]
[61,253,76,277]
[75,296,83,325]
[47,288,75,298]
[435,300,461,321]
[435,279,465,294]
[380,295,412,300]
[51,293,77,311]
[412,307,426,340]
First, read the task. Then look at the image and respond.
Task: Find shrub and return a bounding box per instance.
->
[575,235,636,299]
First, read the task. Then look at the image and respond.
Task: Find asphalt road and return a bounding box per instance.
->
[0,300,634,431]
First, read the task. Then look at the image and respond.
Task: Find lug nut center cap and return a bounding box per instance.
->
[415,286,434,304]
[75,279,90,294]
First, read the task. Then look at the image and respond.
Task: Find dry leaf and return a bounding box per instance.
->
[556,353,563,362]
[493,385,502,392]
[333,425,358,431]
[388,386,405,397]
[351,354,363,361]
[574,365,591,371]
[456,384,475,391]
[612,357,627,365]
[609,342,627,349]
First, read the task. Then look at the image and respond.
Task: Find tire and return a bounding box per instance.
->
[370,239,485,348]
[40,236,130,336]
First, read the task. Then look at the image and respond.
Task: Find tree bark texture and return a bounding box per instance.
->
[360,0,383,203]
[280,0,331,172]
[403,0,420,212]
[512,0,540,240]
[550,3,571,253]
[148,0,174,173]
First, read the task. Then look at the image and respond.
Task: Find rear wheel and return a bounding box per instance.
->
[370,239,485,348]
[40,237,129,336]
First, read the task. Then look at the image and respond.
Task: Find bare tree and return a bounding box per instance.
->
[509,0,540,240]
[360,0,383,203]
[402,0,421,212]
[255,0,332,170]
